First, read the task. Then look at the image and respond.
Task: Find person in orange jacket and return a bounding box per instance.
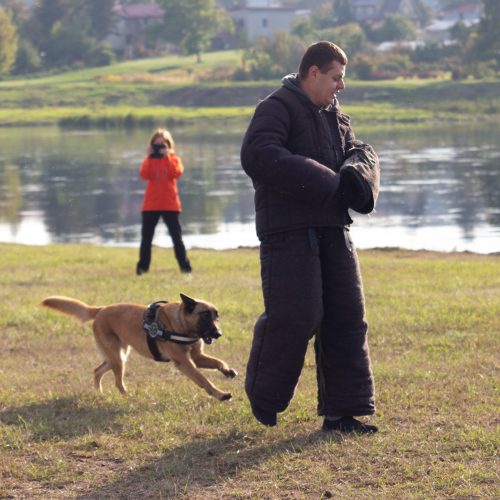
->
[136,128,192,275]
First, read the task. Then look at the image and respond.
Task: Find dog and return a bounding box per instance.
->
[41,293,237,401]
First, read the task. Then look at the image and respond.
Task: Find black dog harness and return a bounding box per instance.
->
[143,301,198,362]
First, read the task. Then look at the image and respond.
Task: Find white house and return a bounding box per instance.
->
[229,0,310,42]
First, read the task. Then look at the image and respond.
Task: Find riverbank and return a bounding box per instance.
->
[0,243,498,498]
[1,49,498,127]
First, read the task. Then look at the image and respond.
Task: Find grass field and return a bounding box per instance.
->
[0,243,498,498]
[0,49,498,127]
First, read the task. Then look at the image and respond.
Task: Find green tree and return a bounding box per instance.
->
[291,18,317,41]
[14,39,41,74]
[319,23,367,56]
[332,0,354,26]
[24,0,115,69]
[0,6,18,74]
[311,2,334,30]
[158,0,230,62]
[242,32,306,79]
[472,0,500,68]
[0,0,28,27]
[85,0,116,41]
[371,14,417,43]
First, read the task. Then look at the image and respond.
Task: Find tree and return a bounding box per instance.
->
[14,39,41,74]
[0,0,29,28]
[0,6,18,74]
[242,32,306,79]
[311,2,334,30]
[371,14,417,43]
[158,0,230,62]
[22,0,116,69]
[332,0,354,26]
[472,0,500,68]
[85,0,116,41]
[319,23,367,56]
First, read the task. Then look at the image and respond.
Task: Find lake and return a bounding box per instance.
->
[0,122,499,254]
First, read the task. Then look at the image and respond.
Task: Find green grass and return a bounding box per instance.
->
[1,50,243,86]
[0,243,498,498]
[0,105,255,127]
[0,50,498,127]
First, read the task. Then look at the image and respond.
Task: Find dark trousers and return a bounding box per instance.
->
[138,211,190,272]
[245,226,375,416]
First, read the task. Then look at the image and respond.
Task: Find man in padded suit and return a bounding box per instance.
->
[240,41,380,433]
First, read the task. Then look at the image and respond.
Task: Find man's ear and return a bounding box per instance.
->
[180,293,197,314]
[309,64,320,79]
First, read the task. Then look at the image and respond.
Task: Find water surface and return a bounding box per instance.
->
[0,123,498,253]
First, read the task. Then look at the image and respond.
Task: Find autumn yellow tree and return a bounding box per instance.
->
[0,6,18,74]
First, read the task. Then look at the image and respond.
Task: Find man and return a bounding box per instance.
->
[240,41,380,433]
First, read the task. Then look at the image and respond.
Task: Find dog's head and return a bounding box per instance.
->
[180,293,222,344]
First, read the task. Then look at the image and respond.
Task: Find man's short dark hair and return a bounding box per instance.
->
[298,41,348,79]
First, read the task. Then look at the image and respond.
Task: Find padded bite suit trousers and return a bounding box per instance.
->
[245,226,375,416]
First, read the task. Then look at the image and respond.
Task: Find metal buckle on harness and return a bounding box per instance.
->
[145,321,160,338]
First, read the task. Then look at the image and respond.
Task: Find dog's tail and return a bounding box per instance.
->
[41,296,102,323]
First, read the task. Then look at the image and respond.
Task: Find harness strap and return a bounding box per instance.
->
[146,334,168,362]
[143,300,198,362]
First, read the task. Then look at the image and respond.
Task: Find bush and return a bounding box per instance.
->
[351,55,376,80]
[85,41,115,67]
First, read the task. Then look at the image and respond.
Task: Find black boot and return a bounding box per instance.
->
[322,416,378,434]
[180,261,192,273]
[136,263,148,276]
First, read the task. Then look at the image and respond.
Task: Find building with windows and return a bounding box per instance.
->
[107,2,165,58]
[229,0,310,42]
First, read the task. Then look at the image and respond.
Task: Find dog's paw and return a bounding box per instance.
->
[222,368,238,378]
[220,392,232,401]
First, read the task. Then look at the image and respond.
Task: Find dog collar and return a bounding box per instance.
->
[143,301,198,362]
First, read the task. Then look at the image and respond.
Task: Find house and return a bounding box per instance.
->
[352,0,422,25]
[229,0,310,42]
[351,0,378,22]
[438,1,482,24]
[423,2,482,43]
[107,2,165,58]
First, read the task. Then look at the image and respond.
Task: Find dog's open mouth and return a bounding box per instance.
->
[201,328,222,344]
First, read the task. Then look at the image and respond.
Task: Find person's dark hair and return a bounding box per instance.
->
[298,41,348,79]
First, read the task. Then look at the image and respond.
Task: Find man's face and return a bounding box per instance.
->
[307,61,346,108]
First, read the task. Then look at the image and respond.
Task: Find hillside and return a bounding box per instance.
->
[0,50,498,126]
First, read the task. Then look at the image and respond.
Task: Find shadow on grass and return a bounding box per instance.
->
[0,395,126,441]
[76,428,344,498]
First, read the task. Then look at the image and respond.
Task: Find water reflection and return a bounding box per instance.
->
[0,123,498,253]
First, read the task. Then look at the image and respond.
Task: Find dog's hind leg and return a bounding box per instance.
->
[111,360,127,395]
[106,346,130,395]
[94,361,111,392]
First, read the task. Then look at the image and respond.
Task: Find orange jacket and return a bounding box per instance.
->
[140,152,184,212]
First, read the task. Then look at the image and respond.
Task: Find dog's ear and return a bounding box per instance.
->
[180,293,197,314]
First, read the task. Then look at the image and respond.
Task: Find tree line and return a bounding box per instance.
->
[239,0,498,80]
[0,0,498,80]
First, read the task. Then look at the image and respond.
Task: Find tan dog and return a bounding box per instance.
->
[41,294,237,401]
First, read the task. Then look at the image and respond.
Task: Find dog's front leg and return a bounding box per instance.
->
[191,351,238,379]
[174,358,232,401]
